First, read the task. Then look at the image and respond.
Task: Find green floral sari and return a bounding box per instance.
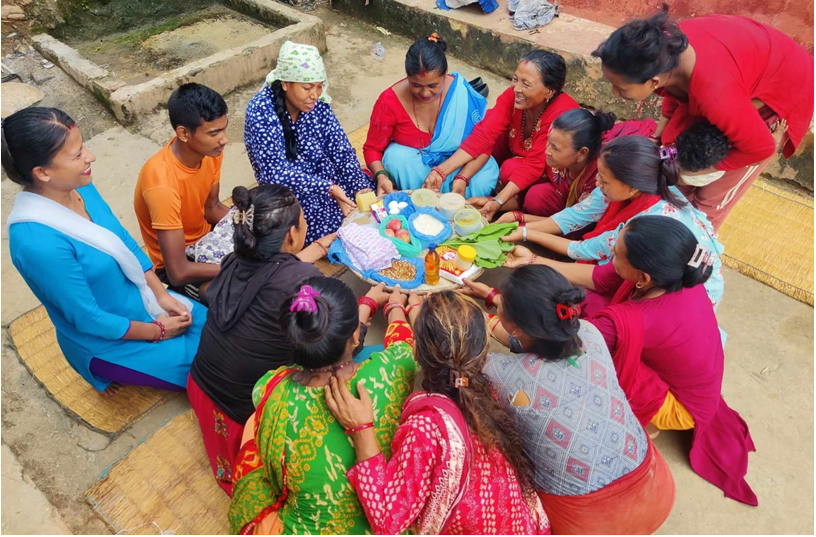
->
[229,331,416,535]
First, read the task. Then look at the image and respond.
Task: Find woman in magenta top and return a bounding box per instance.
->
[421,50,579,221]
[593,6,814,230]
[364,34,499,198]
[505,215,757,506]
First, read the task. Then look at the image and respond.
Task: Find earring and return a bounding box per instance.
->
[635,282,644,289]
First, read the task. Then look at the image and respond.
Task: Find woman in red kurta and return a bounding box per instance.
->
[508,215,757,506]
[325,292,550,534]
[593,6,814,230]
[421,50,579,221]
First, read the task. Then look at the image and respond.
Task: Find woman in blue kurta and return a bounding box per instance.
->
[244,41,376,245]
[4,107,205,394]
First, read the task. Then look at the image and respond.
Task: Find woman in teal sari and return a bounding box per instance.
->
[363,34,499,197]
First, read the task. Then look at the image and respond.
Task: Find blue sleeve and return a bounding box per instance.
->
[320,104,374,196]
[244,98,332,198]
[551,187,608,235]
[567,224,621,263]
[11,226,132,340]
[83,185,152,271]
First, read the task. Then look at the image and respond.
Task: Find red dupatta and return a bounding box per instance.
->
[594,288,758,506]
[581,193,662,241]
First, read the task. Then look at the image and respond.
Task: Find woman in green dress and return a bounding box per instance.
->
[229,278,420,534]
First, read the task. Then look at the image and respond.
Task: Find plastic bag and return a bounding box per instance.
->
[328,240,426,289]
[383,192,416,218]
[510,0,558,30]
[408,207,453,250]
[379,215,423,257]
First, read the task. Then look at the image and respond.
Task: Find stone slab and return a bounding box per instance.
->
[1,81,43,118]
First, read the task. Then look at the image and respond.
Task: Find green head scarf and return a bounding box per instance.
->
[265,41,331,104]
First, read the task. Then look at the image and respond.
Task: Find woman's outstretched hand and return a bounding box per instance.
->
[325,376,374,430]
[330,185,357,216]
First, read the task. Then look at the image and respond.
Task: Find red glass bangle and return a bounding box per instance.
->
[454,174,470,186]
[345,422,375,435]
[406,303,421,315]
[357,296,379,316]
[513,210,524,224]
[149,320,165,343]
[432,166,446,179]
[484,288,499,309]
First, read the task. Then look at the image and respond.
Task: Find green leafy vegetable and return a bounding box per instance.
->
[442,222,518,268]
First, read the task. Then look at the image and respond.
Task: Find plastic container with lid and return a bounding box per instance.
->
[438,192,465,220]
[453,208,484,236]
[411,188,437,208]
[454,245,477,271]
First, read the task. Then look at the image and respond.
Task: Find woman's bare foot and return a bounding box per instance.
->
[101,382,124,398]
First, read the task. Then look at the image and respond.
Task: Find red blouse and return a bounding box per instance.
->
[459,88,579,190]
[657,15,814,171]
[363,77,454,165]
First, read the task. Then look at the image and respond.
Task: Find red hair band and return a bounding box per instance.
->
[556,303,581,320]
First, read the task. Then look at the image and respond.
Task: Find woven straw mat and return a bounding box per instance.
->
[86,410,230,535]
[717,179,813,305]
[7,306,175,436]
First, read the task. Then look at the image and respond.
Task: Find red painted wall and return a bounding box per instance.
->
[561,0,814,51]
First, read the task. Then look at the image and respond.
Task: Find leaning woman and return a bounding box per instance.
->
[592,5,813,230]
[5,107,205,395]
[423,50,579,220]
[461,266,675,534]
[229,280,418,534]
[501,135,725,310]
[187,184,342,495]
[363,33,499,197]
[244,41,378,245]
[507,215,757,505]
[325,291,551,534]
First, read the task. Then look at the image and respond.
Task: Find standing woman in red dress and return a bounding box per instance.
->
[423,50,579,221]
[592,5,814,230]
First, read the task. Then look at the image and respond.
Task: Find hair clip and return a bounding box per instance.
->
[232,204,256,229]
[428,32,439,42]
[290,285,320,314]
[450,370,469,389]
[659,145,678,162]
[687,243,708,268]
[556,303,581,320]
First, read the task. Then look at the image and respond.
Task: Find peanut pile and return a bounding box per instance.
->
[377,260,416,281]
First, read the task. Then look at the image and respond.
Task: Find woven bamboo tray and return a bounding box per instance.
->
[337,193,488,293]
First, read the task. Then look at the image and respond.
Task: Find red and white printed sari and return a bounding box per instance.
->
[346,391,550,535]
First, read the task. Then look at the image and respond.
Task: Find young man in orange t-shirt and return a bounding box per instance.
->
[135,83,230,304]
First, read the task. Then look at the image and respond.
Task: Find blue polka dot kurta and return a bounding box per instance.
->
[244,87,375,244]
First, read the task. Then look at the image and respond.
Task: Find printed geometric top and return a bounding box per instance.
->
[484,321,648,496]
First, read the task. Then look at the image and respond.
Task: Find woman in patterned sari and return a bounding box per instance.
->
[325,292,550,534]
[228,279,419,534]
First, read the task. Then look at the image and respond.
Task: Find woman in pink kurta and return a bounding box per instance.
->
[325,292,550,534]
[507,215,757,505]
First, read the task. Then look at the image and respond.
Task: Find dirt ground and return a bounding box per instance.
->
[1,7,814,535]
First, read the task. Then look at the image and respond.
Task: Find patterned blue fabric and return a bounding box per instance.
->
[484,322,648,496]
[244,88,374,244]
[436,0,499,13]
[550,186,725,310]
[328,240,426,289]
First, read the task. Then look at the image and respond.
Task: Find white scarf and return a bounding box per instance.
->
[7,191,191,318]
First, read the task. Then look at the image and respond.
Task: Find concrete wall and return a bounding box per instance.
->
[561,0,814,51]
[332,0,813,192]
